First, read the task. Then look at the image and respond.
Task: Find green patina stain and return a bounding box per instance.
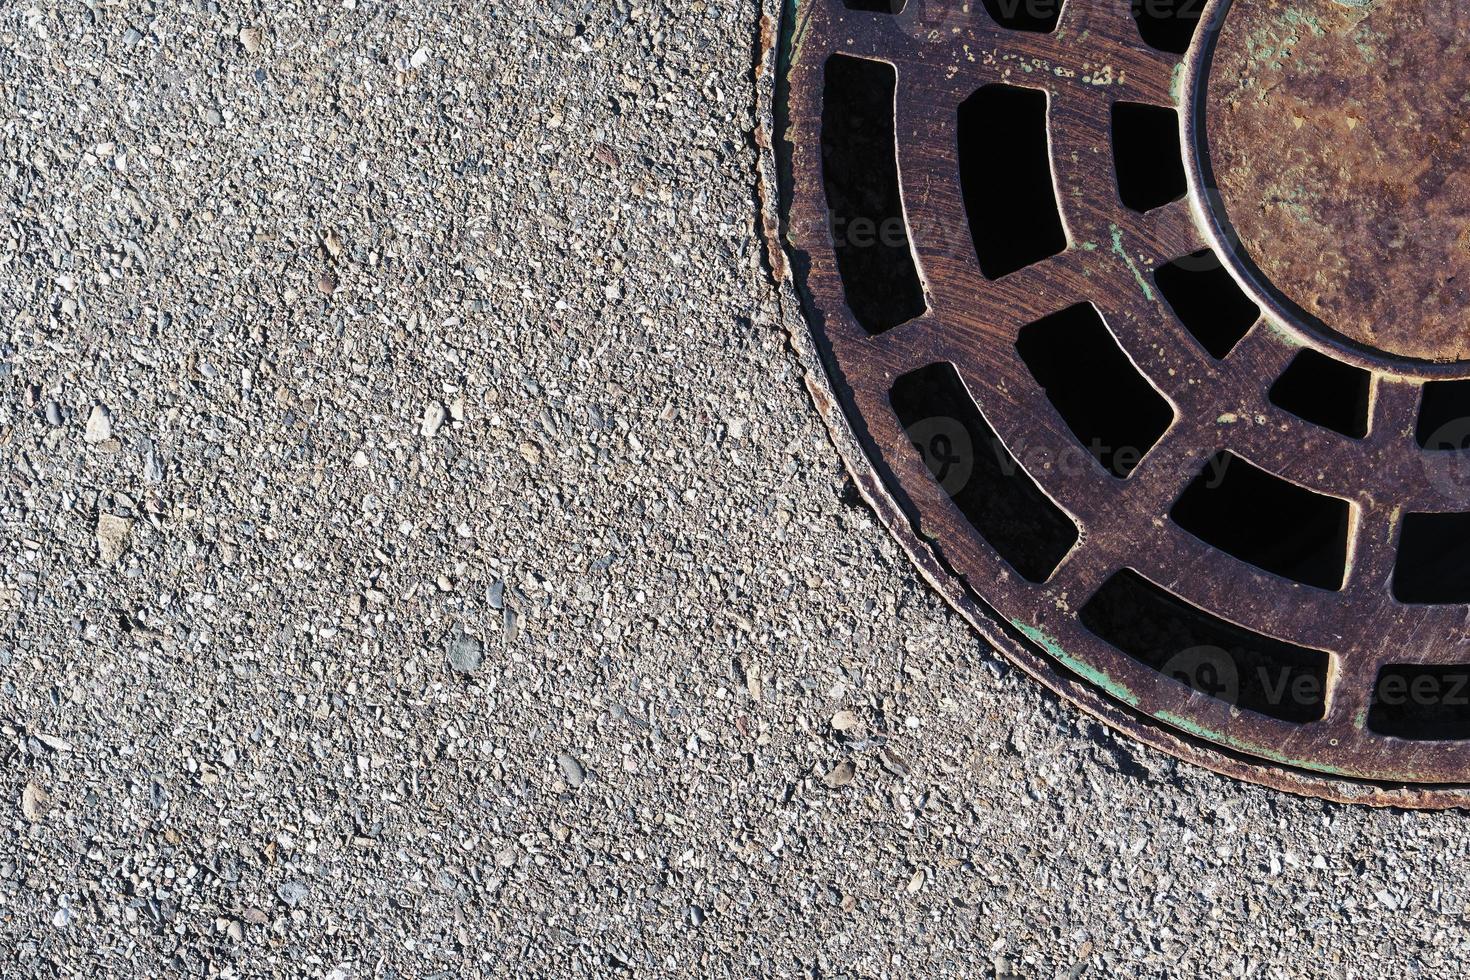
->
[1153,710,1355,778]
[1169,62,1186,107]
[1279,6,1328,38]
[1079,241,1097,252]
[1016,621,1363,780]
[1261,314,1299,343]
[1109,225,1155,301]
[1013,621,1142,709]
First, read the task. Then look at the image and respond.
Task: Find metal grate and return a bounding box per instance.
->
[777,0,1470,806]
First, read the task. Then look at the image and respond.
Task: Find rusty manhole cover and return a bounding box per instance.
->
[776,0,1470,806]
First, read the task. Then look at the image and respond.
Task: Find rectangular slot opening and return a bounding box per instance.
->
[982,0,1064,32]
[1369,666,1470,741]
[1417,380,1470,449]
[1015,303,1174,478]
[957,85,1068,280]
[1268,350,1371,439]
[1153,251,1259,359]
[1131,0,1205,54]
[1393,513,1470,604]
[1080,570,1329,723]
[890,362,1079,583]
[821,55,927,334]
[1111,102,1187,213]
[1170,452,1350,591]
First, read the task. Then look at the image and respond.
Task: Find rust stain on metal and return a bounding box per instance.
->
[1207,0,1470,362]
[757,166,790,285]
[755,8,788,285]
[758,13,777,76]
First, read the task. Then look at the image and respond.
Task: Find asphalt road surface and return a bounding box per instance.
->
[1,1,1466,976]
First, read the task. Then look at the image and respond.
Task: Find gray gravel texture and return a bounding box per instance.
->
[2,1,1469,977]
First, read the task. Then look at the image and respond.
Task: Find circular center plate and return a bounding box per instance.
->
[1207,0,1470,362]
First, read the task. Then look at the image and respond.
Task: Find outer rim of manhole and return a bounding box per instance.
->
[760,0,1470,809]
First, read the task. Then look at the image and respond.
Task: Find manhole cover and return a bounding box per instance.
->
[775,0,1470,806]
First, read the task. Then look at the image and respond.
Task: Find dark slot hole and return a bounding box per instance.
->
[1417,380,1470,449]
[1015,303,1174,478]
[1393,513,1470,604]
[1111,102,1187,213]
[958,85,1068,280]
[821,55,927,334]
[1131,0,1205,54]
[1170,452,1349,590]
[890,362,1079,582]
[981,0,1064,32]
[843,0,908,11]
[1154,251,1259,359]
[1267,350,1371,439]
[1369,666,1470,741]
[1080,569,1328,723]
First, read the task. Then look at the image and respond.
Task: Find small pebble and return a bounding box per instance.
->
[445,628,483,674]
[96,514,133,564]
[822,759,856,789]
[557,752,585,788]
[84,405,111,444]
